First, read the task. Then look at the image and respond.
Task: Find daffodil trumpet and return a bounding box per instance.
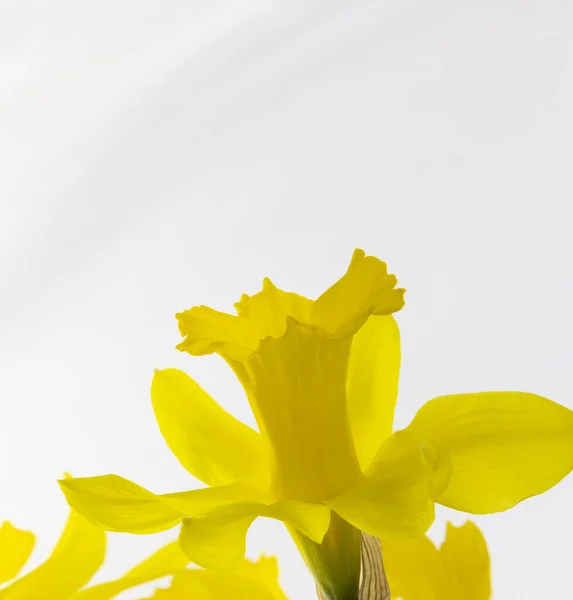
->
[60,250,573,600]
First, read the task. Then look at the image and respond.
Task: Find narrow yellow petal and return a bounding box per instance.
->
[179,506,255,570]
[59,475,183,534]
[347,315,401,471]
[0,522,35,584]
[179,501,330,569]
[152,368,270,488]
[163,483,270,514]
[0,511,105,600]
[311,249,405,337]
[121,539,188,578]
[69,540,189,600]
[325,431,435,539]
[59,475,268,534]
[264,501,330,544]
[407,391,573,513]
[383,535,444,600]
[439,522,491,600]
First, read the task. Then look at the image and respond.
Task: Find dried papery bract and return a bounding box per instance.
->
[315,533,390,600]
[359,535,390,600]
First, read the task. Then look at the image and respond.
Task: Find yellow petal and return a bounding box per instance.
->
[121,540,188,578]
[439,522,491,600]
[325,431,435,539]
[407,391,573,513]
[347,315,401,471]
[382,535,444,600]
[151,368,270,488]
[311,249,405,337]
[163,483,270,514]
[179,501,330,569]
[0,522,35,584]
[151,568,280,600]
[264,501,330,544]
[59,475,183,534]
[69,540,189,600]
[179,507,254,570]
[0,511,105,600]
[235,556,289,600]
[59,475,268,534]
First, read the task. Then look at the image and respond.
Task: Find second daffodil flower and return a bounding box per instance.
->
[61,250,573,599]
[0,510,287,600]
[0,510,188,600]
[383,521,491,600]
[154,554,288,600]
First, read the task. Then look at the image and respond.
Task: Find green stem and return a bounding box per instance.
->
[290,512,362,600]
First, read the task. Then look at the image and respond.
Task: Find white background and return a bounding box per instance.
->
[1,1,573,597]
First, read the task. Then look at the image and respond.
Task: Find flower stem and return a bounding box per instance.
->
[291,512,362,600]
[313,530,391,600]
[291,512,391,600]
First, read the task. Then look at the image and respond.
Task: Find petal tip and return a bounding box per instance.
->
[349,248,366,268]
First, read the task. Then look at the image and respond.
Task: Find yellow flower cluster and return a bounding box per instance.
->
[0,508,189,600]
[0,510,287,599]
[0,508,491,600]
[4,250,573,598]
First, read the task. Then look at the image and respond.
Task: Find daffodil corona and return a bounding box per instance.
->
[60,250,573,600]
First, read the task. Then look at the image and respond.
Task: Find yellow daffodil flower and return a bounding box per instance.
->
[0,510,188,600]
[60,250,573,599]
[153,554,288,600]
[383,521,490,600]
